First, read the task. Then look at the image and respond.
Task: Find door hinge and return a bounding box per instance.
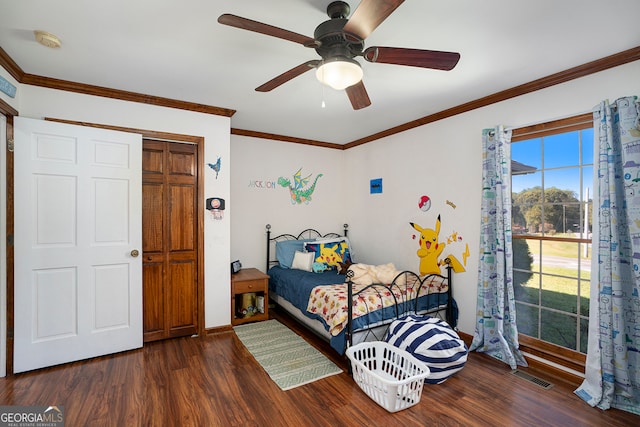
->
[7,139,13,152]
[7,234,13,246]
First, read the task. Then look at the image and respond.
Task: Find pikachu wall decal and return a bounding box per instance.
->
[410,215,466,276]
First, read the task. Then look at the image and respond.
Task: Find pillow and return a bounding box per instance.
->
[291,250,314,272]
[276,239,314,268]
[315,236,355,259]
[304,237,353,271]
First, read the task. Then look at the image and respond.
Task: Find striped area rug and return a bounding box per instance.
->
[233,319,342,390]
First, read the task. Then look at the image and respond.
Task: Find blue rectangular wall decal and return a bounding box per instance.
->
[370,178,382,194]
[0,75,16,98]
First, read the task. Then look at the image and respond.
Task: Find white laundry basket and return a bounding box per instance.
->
[345,341,430,413]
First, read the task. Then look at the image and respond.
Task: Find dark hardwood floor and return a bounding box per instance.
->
[1,308,637,426]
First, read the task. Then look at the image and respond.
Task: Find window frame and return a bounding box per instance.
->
[511,112,592,374]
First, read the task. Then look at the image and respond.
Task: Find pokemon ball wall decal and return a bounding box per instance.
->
[418,195,431,212]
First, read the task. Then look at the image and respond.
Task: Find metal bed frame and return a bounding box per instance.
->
[265,223,454,351]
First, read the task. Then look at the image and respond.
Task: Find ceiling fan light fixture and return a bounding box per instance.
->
[316,57,363,90]
[34,30,61,48]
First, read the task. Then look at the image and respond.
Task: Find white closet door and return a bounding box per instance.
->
[13,117,142,373]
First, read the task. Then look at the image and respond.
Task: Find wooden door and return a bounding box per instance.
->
[142,140,198,342]
[14,117,143,372]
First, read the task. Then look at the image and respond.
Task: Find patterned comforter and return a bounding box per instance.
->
[306,274,447,337]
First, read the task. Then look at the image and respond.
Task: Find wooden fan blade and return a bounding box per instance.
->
[343,0,405,41]
[255,60,320,92]
[363,46,460,70]
[345,81,371,110]
[218,14,318,47]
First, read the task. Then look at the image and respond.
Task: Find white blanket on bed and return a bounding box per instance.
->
[347,263,404,286]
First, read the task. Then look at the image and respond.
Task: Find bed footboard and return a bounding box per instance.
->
[345,261,454,350]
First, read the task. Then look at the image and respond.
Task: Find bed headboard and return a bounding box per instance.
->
[265,224,348,272]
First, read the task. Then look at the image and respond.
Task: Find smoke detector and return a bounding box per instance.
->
[34,30,61,48]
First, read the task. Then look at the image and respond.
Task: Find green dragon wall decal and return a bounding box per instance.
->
[278,168,323,204]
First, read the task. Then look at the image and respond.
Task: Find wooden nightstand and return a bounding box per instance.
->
[231,268,269,325]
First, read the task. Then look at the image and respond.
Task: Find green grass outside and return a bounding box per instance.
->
[516,267,590,315]
[514,238,592,353]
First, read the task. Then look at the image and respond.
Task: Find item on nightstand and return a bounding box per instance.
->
[231,259,242,274]
[239,292,257,318]
[256,296,265,313]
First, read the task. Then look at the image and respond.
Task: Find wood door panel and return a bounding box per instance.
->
[143,262,164,334]
[169,260,197,333]
[142,182,164,253]
[169,153,195,176]
[142,143,164,175]
[169,184,195,251]
[168,146,196,177]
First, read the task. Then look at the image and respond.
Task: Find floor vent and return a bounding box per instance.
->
[510,369,554,390]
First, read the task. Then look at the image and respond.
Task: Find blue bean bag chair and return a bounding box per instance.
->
[385,315,468,384]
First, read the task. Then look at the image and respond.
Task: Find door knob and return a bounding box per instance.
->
[130,249,140,257]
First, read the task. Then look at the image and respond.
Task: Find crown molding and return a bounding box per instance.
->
[0,46,24,82]
[231,128,342,150]
[344,45,640,149]
[0,45,235,117]
[21,73,235,117]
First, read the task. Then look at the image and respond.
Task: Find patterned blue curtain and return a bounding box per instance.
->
[575,96,640,414]
[470,126,527,369]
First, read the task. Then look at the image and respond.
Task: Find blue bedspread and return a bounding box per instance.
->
[268,265,344,322]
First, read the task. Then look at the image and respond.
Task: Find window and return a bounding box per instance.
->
[511,114,593,366]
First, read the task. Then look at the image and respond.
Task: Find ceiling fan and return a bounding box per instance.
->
[218,0,460,110]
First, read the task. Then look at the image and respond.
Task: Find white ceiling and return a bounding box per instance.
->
[1,0,639,144]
